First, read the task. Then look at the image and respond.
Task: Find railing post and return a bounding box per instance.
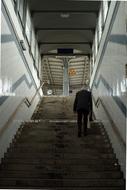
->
[63,58,69,96]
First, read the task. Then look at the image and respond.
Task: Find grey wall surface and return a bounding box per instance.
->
[0,1,42,162]
[91,1,127,176]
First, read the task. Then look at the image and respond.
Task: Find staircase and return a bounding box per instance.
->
[0,96,125,189]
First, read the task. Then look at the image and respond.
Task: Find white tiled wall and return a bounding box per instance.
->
[0,1,42,161]
[91,2,127,176]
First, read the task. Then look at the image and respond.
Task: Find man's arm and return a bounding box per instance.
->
[89,92,93,121]
[90,92,93,112]
[73,93,78,112]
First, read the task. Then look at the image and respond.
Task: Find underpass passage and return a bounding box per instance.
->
[0,97,125,189]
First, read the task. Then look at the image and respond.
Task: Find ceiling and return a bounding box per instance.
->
[28,0,100,95]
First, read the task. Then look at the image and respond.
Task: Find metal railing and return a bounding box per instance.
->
[24,82,44,107]
[0,82,44,137]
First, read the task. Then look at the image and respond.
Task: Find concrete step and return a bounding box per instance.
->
[5,152,116,160]
[0,178,125,188]
[15,129,104,136]
[20,124,103,133]
[45,187,125,190]
[8,146,114,154]
[5,148,115,159]
[0,187,125,190]
[0,163,120,171]
[0,170,122,179]
[3,157,118,166]
[56,188,125,190]
[23,123,103,131]
[19,123,104,131]
[14,136,110,145]
[33,116,75,120]
[18,130,104,139]
[16,132,109,142]
[46,188,125,190]
[12,136,111,145]
[11,141,111,150]
[10,141,112,149]
[16,126,108,135]
[0,186,124,190]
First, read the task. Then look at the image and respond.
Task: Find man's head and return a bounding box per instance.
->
[81,85,89,91]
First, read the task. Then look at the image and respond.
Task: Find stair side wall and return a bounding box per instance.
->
[90,1,127,177]
[0,1,43,162]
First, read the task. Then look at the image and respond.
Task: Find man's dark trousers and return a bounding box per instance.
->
[77,109,89,137]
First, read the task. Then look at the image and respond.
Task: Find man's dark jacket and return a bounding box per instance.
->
[73,89,92,113]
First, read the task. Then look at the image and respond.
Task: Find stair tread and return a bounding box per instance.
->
[8,148,113,155]
[5,153,116,160]
[1,163,119,171]
[0,178,125,187]
[0,171,122,179]
[3,158,118,165]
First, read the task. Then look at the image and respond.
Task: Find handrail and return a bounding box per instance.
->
[0,82,44,137]
[24,82,44,107]
[95,97,101,108]
[0,98,26,137]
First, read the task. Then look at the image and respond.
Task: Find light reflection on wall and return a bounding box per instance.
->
[0,76,15,96]
[120,79,127,94]
[112,79,127,97]
[116,81,120,97]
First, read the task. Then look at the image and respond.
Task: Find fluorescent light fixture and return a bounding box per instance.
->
[47,89,53,95]
[60,13,70,18]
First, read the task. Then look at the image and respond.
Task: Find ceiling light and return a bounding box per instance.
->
[60,13,70,18]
